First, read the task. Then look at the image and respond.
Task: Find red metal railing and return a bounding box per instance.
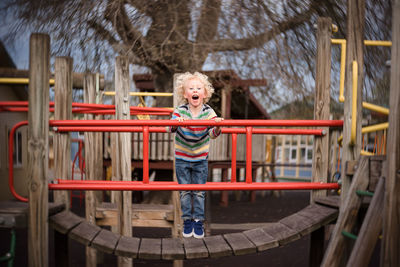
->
[7,119,343,201]
[0,101,172,116]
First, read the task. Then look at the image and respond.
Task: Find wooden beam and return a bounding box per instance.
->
[27,33,50,267]
[53,56,72,267]
[312,17,332,202]
[341,0,365,200]
[54,57,72,209]
[382,0,400,265]
[114,56,132,267]
[83,73,98,267]
[311,19,331,266]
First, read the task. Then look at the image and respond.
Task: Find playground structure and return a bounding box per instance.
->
[0,1,399,266]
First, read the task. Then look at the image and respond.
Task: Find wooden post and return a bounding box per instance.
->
[114,56,132,267]
[27,33,50,267]
[310,18,332,267]
[311,17,332,203]
[54,57,73,209]
[172,74,183,267]
[220,86,231,206]
[53,56,72,267]
[341,0,365,201]
[382,0,400,265]
[83,73,98,267]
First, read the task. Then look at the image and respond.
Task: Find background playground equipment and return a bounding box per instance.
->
[1,4,399,266]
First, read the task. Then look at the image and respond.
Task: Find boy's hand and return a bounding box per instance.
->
[171,117,186,131]
[213,117,224,134]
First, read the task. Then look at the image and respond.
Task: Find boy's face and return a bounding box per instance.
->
[183,78,206,108]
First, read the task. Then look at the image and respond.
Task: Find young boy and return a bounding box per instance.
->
[167,72,223,238]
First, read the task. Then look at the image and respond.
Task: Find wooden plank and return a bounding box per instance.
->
[54,56,73,210]
[69,220,101,246]
[261,222,300,246]
[183,238,209,259]
[115,56,132,267]
[314,195,341,209]
[223,232,256,256]
[114,236,140,258]
[83,73,99,267]
[91,229,120,255]
[48,203,66,216]
[296,204,338,228]
[49,211,84,234]
[203,235,232,258]
[27,33,50,267]
[161,238,185,260]
[345,160,358,176]
[322,156,369,267]
[382,2,400,265]
[340,0,365,201]
[138,238,161,260]
[347,177,385,267]
[0,213,26,228]
[279,212,317,236]
[243,228,278,252]
[368,156,385,192]
[311,17,332,202]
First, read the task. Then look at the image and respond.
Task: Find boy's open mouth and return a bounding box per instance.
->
[192,95,199,100]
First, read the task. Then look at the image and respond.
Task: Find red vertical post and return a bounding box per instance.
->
[231,133,237,183]
[246,127,253,183]
[143,126,149,183]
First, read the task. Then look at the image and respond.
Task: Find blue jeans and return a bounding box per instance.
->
[175,159,208,221]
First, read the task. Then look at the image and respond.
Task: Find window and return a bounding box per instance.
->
[306,148,313,163]
[290,148,297,163]
[300,148,306,163]
[8,129,23,167]
[284,148,290,163]
[275,147,282,163]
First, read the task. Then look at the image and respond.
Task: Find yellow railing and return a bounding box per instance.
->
[331,39,392,116]
[0,77,55,85]
[351,61,358,145]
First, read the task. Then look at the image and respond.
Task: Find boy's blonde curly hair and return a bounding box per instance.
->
[174,72,215,105]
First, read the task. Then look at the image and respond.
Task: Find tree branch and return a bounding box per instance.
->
[209,2,314,52]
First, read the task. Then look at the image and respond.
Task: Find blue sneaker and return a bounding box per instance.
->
[183,219,193,237]
[193,220,204,239]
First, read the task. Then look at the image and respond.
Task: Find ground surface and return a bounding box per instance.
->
[0,190,380,267]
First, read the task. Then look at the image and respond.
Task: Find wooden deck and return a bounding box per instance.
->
[0,200,65,228]
[49,199,338,260]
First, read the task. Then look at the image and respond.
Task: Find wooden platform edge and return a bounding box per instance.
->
[48,204,339,260]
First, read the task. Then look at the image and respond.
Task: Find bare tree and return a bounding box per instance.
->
[0,0,392,108]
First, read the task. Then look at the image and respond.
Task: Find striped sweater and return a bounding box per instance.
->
[167,104,221,162]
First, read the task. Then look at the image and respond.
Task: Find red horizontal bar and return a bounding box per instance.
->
[50,119,343,127]
[49,181,340,191]
[0,101,173,113]
[53,126,326,135]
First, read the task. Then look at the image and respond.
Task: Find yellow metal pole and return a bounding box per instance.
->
[362,102,390,115]
[350,61,358,145]
[331,39,391,103]
[0,77,55,85]
[364,40,392,46]
[339,41,346,102]
[362,122,389,133]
